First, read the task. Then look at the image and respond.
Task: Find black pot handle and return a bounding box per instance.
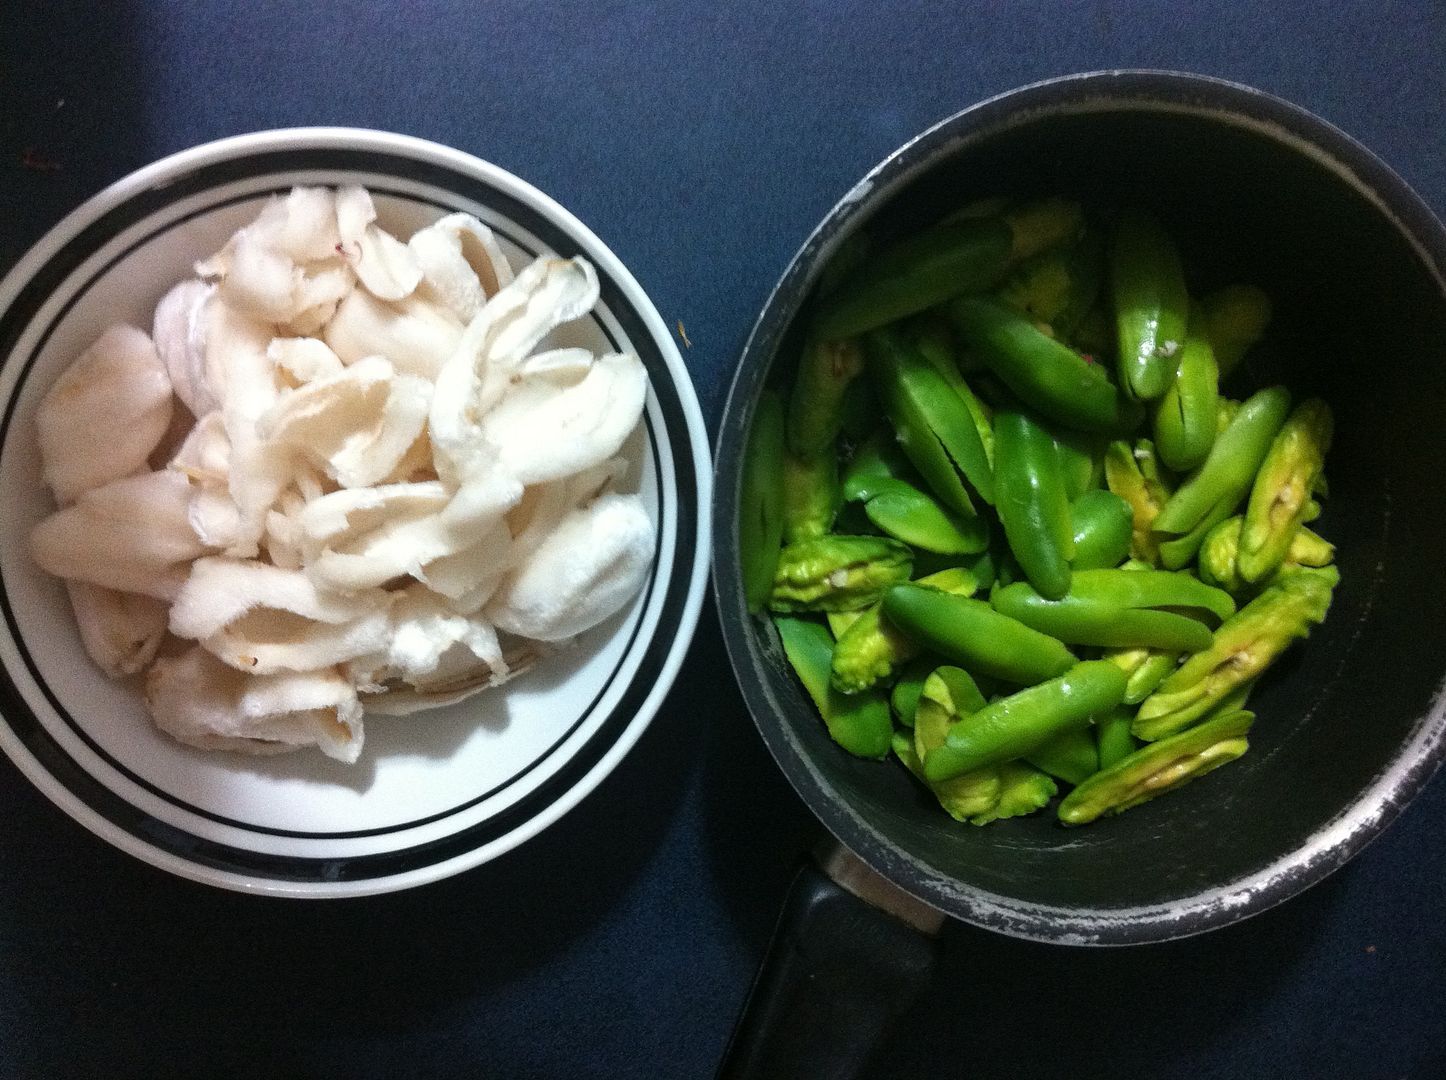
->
[715,845,945,1080]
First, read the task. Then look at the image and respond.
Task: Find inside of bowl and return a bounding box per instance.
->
[0,183,669,859]
[744,102,1446,928]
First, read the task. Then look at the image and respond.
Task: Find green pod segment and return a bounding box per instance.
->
[773,616,893,759]
[1105,643,1181,705]
[828,604,916,696]
[816,216,1014,341]
[991,568,1234,653]
[911,667,1021,823]
[1198,515,1336,596]
[931,663,989,714]
[933,768,1011,824]
[964,547,1001,591]
[842,430,989,556]
[1060,709,1253,825]
[1104,438,1173,564]
[1110,209,1190,401]
[994,410,1076,600]
[915,666,989,765]
[975,764,1059,825]
[1098,557,1183,707]
[1025,726,1100,786]
[892,732,1004,824]
[1069,489,1134,570]
[781,449,842,543]
[1201,284,1272,378]
[1288,526,1336,567]
[1154,385,1293,569]
[956,386,996,474]
[1154,385,1291,533]
[740,390,787,613]
[908,549,979,579]
[1204,679,1256,723]
[924,660,1129,782]
[895,734,1057,825]
[1197,516,1247,594]
[948,295,1144,435]
[830,566,977,694]
[1124,649,1180,704]
[1095,705,1139,770]
[1106,643,1151,683]
[1158,506,1262,576]
[881,584,1077,686]
[907,312,960,377]
[864,326,996,513]
[1237,398,1334,584]
[770,535,914,612]
[892,729,929,780]
[1134,565,1338,741]
[842,428,913,491]
[986,548,1024,596]
[786,333,866,458]
[904,315,997,470]
[1071,567,1236,622]
[1054,428,1107,501]
[996,247,1079,327]
[1153,333,1220,473]
[995,225,1105,340]
[1215,397,1242,434]
[911,565,980,596]
[853,477,990,555]
[890,656,937,727]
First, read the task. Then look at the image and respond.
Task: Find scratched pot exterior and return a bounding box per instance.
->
[713,71,1446,944]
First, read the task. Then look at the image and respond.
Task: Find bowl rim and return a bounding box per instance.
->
[712,69,1446,944]
[0,126,714,897]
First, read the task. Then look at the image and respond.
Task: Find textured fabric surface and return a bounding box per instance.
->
[2,2,1444,1078]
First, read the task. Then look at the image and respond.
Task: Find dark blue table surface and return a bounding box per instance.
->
[3,3,1445,1078]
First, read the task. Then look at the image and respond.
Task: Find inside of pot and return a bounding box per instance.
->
[728,99,1446,933]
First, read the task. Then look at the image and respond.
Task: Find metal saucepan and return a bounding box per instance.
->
[710,70,1446,1079]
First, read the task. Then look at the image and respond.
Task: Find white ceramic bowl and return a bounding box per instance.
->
[0,128,711,897]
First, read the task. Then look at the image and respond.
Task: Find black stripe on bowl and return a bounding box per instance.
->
[0,148,700,885]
